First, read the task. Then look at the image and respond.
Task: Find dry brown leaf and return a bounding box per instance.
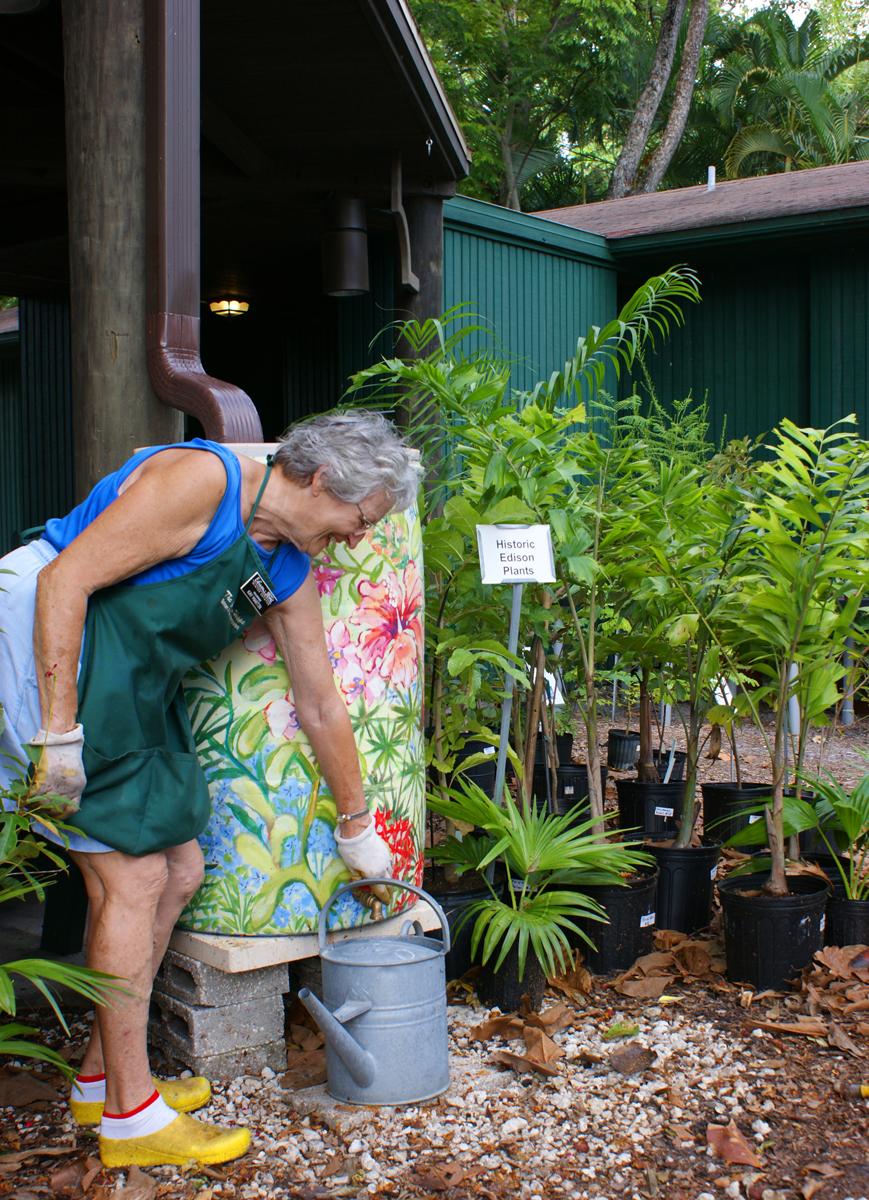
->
[706,1121,763,1168]
[848,946,869,970]
[674,941,719,977]
[491,1049,561,1077]
[320,1155,358,1179]
[752,1018,828,1038]
[112,1166,157,1198]
[280,1048,327,1090]
[669,1123,695,1142]
[804,1163,843,1177]
[81,1156,103,1193]
[523,1002,574,1034]
[801,1180,826,1199]
[522,1025,565,1064]
[815,946,864,980]
[0,1068,60,1108]
[410,1163,472,1191]
[289,1023,324,1052]
[607,1043,655,1075]
[827,1023,864,1056]
[470,1014,526,1042]
[548,959,593,996]
[654,930,690,951]
[49,1161,85,1193]
[615,974,674,999]
[0,1146,77,1175]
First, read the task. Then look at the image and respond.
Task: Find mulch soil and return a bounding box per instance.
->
[0,713,866,1200]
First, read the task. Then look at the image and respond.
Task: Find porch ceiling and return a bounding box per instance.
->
[0,0,468,296]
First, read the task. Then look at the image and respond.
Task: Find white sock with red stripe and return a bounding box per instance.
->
[71,1071,106,1103]
[100,1090,176,1139]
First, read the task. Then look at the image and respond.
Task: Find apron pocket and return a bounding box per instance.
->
[79,745,210,856]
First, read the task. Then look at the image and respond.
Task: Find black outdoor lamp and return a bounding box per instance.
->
[321,196,369,297]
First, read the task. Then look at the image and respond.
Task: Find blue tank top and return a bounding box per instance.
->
[43,439,310,604]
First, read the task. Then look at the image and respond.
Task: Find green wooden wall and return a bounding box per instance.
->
[620,239,869,443]
[0,329,22,554]
[443,197,616,394]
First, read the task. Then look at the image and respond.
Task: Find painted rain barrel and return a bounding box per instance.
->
[178,448,424,936]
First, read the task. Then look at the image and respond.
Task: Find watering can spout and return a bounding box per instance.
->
[297,987,376,1088]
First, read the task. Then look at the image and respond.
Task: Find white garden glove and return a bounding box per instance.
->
[26,724,86,818]
[335,818,393,901]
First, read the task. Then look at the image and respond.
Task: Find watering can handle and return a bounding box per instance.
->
[317,879,451,955]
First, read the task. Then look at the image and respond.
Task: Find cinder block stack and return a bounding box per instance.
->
[149,948,288,1079]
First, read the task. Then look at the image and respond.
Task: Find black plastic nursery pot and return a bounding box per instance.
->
[717,871,829,991]
[607,729,640,771]
[825,897,869,947]
[553,764,607,811]
[701,782,771,844]
[533,731,574,767]
[476,938,547,1012]
[651,842,721,934]
[651,748,687,783]
[425,875,492,982]
[569,865,658,975]
[616,779,685,840]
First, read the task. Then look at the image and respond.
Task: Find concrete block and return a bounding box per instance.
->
[154,948,288,1007]
[152,1030,287,1081]
[288,956,322,996]
[149,988,284,1058]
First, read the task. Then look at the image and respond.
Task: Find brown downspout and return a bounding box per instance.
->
[144,0,262,441]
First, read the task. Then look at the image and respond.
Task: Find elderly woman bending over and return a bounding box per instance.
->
[0,410,422,1169]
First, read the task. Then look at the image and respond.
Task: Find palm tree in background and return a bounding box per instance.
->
[713,7,869,175]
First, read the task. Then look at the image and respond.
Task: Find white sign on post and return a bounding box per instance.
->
[476,524,556,585]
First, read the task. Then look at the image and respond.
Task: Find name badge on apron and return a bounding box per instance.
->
[240,571,277,615]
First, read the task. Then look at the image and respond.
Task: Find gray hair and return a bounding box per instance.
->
[273,410,423,511]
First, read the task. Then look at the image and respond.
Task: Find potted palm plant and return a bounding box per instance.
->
[427,780,652,1009]
[715,417,869,989]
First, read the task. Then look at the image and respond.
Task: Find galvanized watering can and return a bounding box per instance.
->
[298,879,451,1105]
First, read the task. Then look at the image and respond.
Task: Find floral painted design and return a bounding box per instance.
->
[180,502,424,935]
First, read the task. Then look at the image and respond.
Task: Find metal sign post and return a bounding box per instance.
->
[476,524,556,808]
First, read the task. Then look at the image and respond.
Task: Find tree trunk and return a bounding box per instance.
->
[637,667,657,782]
[608,0,689,199]
[63,0,182,499]
[638,0,709,193]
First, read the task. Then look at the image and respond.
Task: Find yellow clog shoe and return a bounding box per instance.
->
[99,1111,251,1168]
[70,1074,212,1126]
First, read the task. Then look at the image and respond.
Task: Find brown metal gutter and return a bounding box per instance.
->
[145,0,262,441]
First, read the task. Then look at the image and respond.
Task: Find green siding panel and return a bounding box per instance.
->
[810,248,869,433]
[444,197,617,394]
[623,259,810,444]
[19,296,74,529]
[0,340,22,554]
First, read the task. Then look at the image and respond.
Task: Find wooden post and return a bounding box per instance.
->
[397,194,444,448]
[62,0,182,499]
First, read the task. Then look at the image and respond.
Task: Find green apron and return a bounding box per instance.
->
[74,461,279,856]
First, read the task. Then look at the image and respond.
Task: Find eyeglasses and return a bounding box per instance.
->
[355,502,376,531]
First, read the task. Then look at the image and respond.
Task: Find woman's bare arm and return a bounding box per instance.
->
[34,450,228,733]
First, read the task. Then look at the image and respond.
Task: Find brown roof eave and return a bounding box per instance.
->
[361,0,471,182]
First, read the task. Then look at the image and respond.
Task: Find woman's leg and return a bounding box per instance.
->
[70,846,170,1114]
[73,839,204,1077]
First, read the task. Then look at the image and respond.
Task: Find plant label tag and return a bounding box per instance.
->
[640,912,655,928]
[240,571,277,615]
[654,806,674,817]
[710,865,718,879]
[483,746,496,756]
[820,914,826,931]
[564,786,575,795]
[748,814,761,824]
[476,524,556,585]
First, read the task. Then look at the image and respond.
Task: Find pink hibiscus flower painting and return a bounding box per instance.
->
[263,694,300,741]
[313,554,344,597]
[350,561,422,691]
[242,620,277,664]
